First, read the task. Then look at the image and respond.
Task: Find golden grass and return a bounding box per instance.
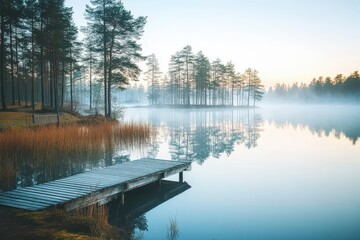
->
[0,117,152,239]
[0,112,33,126]
[0,121,151,190]
[19,205,125,240]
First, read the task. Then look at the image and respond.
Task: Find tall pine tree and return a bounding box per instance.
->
[85,0,146,118]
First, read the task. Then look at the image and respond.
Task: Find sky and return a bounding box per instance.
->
[65,0,360,88]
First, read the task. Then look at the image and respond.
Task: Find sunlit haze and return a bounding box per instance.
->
[65,0,360,88]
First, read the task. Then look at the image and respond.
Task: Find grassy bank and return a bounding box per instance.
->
[0,111,80,128]
[0,119,150,191]
[0,111,152,239]
[1,204,129,240]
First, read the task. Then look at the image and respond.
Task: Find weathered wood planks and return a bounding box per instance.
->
[0,158,191,211]
[32,113,60,125]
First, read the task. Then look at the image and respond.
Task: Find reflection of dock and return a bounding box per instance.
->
[109,180,191,226]
[0,158,191,211]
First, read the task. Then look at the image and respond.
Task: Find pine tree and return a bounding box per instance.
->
[194,51,210,106]
[145,53,161,105]
[85,0,146,118]
[179,45,195,105]
[0,0,9,109]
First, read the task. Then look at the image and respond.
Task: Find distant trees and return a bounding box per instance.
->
[267,71,360,103]
[194,51,210,105]
[143,45,264,107]
[145,54,161,105]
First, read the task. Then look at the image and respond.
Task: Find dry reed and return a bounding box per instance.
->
[166,215,179,240]
[24,204,122,239]
[0,121,151,190]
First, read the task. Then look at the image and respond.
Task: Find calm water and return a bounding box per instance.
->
[1,105,359,239]
[123,105,360,240]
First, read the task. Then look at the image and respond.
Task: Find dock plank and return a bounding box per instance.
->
[0,158,191,211]
[15,187,83,200]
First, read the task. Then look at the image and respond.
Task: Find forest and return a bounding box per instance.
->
[266,71,360,103]
[0,0,145,118]
[2,0,357,116]
[144,48,264,107]
[0,0,265,117]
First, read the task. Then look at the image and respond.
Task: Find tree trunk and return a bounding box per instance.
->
[108,51,112,118]
[15,27,20,106]
[103,0,108,117]
[70,47,73,111]
[89,52,92,109]
[31,18,35,111]
[107,25,116,118]
[53,49,58,113]
[24,61,28,107]
[0,11,7,110]
[61,56,65,108]
[247,74,251,107]
[186,59,190,106]
[50,49,53,108]
[10,22,15,105]
[40,20,45,108]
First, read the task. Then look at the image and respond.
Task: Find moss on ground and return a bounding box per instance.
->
[15,208,123,240]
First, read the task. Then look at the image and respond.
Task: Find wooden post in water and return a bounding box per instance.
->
[158,179,162,191]
[179,171,183,183]
[121,192,125,205]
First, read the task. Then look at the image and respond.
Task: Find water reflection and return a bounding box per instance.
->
[0,142,139,191]
[124,106,360,240]
[144,109,263,164]
[262,105,360,144]
[108,180,191,237]
[122,106,360,165]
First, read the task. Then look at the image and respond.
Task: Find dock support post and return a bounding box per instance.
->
[179,171,183,183]
[121,192,125,205]
[158,179,162,191]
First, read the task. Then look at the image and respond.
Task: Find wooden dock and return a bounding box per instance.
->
[0,158,191,211]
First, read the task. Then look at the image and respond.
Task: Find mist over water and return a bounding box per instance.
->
[123,105,360,240]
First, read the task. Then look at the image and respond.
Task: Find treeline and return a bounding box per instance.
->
[266,71,360,103]
[0,0,146,118]
[145,46,264,107]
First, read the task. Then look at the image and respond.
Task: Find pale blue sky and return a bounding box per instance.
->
[66,0,360,87]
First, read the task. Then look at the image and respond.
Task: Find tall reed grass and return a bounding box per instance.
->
[0,121,151,190]
[23,204,123,239]
[167,215,179,240]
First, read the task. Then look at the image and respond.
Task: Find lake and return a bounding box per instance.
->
[1,105,359,239]
[121,105,360,240]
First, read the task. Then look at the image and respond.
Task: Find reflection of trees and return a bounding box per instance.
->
[147,109,263,164]
[147,127,160,158]
[0,147,133,191]
[108,180,190,239]
[114,215,148,240]
[263,106,360,144]
[192,127,211,162]
[244,111,263,149]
